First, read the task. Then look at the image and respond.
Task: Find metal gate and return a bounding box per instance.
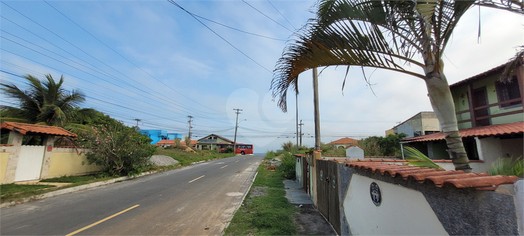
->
[14,145,45,182]
[316,160,341,234]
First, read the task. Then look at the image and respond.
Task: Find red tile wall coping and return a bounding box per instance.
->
[344,162,519,191]
[328,158,484,163]
[1,121,77,138]
[294,154,306,157]
[0,144,14,146]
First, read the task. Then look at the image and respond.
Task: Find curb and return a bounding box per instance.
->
[0,170,157,208]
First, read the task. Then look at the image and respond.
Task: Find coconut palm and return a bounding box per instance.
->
[271,0,523,172]
[1,74,88,128]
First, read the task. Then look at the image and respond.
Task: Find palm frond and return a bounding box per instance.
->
[404,146,442,169]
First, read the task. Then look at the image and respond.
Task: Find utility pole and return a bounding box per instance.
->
[296,86,299,153]
[187,115,193,139]
[133,119,141,129]
[313,67,321,150]
[299,120,304,147]
[233,108,242,152]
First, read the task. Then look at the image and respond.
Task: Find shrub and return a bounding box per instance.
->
[281,141,294,152]
[83,124,156,176]
[184,136,191,147]
[278,152,295,179]
[488,156,524,177]
[174,138,181,147]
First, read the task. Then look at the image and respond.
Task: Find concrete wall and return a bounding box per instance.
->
[295,156,303,187]
[343,174,448,235]
[336,163,519,235]
[345,146,364,159]
[0,152,10,183]
[46,148,101,178]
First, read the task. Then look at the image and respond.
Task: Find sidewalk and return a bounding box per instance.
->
[283,180,337,235]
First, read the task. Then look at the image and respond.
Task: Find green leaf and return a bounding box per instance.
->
[404,146,442,169]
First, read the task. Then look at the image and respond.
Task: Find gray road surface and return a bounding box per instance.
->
[1,155,264,235]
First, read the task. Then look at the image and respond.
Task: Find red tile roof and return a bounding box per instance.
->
[449,62,508,88]
[345,162,518,191]
[327,137,358,145]
[1,121,77,138]
[402,122,524,143]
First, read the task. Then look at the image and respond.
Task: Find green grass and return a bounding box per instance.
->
[224,164,297,235]
[40,174,101,183]
[154,147,236,166]
[1,184,55,195]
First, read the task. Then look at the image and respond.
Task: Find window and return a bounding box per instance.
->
[495,77,521,108]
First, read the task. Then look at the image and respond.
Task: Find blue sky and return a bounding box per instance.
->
[1,0,523,153]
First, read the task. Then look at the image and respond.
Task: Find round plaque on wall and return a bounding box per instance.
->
[370,182,381,206]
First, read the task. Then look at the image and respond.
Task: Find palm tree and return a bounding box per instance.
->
[271,0,523,172]
[1,74,87,128]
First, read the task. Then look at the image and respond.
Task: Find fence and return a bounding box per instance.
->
[312,159,521,235]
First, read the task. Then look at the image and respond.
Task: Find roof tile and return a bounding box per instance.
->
[327,137,358,145]
[345,162,519,191]
[1,121,77,138]
[403,122,523,143]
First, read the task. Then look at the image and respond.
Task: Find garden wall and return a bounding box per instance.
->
[315,159,521,235]
[47,148,100,178]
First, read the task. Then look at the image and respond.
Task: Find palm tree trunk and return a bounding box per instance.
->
[424,70,472,172]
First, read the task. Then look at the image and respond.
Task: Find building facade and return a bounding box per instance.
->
[402,60,523,173]
[388,112,441,138]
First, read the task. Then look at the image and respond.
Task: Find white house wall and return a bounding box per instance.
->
[343,174,448,235]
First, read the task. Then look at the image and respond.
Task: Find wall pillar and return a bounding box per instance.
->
[474,137,484,161]
[39,135,55,179]
[3,131,23,183]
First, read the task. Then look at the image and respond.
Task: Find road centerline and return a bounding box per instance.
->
[66,205,139,236]
[221,165,228,169]
[188,175,205,183]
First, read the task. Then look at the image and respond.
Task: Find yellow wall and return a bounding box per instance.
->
[0,152,10,183]
[47,150,101,178]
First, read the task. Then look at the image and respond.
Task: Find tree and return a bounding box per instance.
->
[83,123,155,176]
[271,0,523,172]
[1,74,88,128]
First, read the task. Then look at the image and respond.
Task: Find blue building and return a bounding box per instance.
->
[138,129,183,144]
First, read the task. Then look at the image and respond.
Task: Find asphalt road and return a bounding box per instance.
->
[1,155,264,235]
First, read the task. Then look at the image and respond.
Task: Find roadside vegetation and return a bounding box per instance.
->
[154,147,236,166]
[224,164,297,235]
[0,174,117,203]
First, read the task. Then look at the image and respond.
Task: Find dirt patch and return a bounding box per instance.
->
[249,186,267,197]
[149,155,179,166]
[294,204,337,235]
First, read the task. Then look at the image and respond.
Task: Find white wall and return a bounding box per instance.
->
[346,146,364,159]
[343,174,448,235]
[296,157,303,187]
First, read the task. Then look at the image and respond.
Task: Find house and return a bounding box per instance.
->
[326,137,358,149]
[386,111,440,138]
[401,60,523,173]
[138,129,183,145]
[195,134,234,150]
[0,122,100,183]
[155,139,197,148]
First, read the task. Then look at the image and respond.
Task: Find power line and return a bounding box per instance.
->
[170,6,286,41]
[1,4,225,118]
[266,0,297,30]
[42,0,226,115]
[241,0,293,32]
[167,0,272,73]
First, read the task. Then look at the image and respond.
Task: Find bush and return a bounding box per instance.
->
[83,124,156,176]
[174,138,181,147]
[278,152,295,179]
[281,141,294,152]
